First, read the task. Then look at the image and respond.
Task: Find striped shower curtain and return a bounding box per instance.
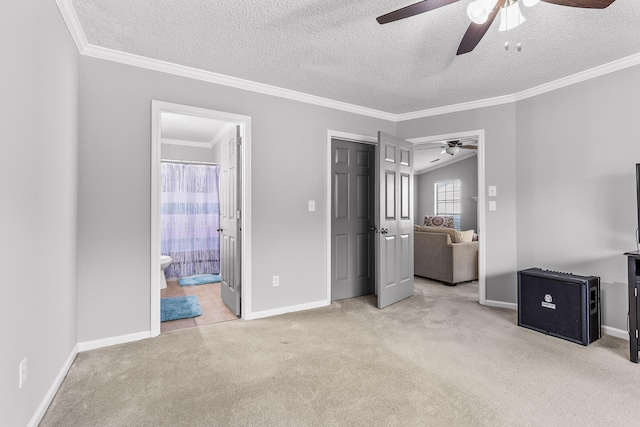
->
[161,162,220,279]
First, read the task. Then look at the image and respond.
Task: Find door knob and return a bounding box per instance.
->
[369,226,379,233]
[217,228,223,232]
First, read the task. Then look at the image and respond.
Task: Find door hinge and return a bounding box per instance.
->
[236,209,241,219]
[636,287,638,297]
[237,136,242,146]
[636,329,639,339]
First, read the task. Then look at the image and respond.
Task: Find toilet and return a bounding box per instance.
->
[160,255,172,290]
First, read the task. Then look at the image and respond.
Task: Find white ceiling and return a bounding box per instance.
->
[161,112,231,145]
[70,0,640,115]
[414,140,478,173]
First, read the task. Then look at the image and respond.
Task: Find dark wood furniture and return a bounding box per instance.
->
[626,251,640,363]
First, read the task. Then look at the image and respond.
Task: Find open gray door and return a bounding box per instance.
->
[375,132,414,308]
[220,125,241,316]
[331,138,375,300]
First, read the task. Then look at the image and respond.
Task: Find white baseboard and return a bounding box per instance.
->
[27,344,79,427]
[77,330,152,352]
[245,299,330,320]
[601,325,629,341]
[484,299,517,310]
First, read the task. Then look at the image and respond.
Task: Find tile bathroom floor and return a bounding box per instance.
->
[160,280,238,333]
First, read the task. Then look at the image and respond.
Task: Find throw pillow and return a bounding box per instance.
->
[424,215,454,228]
[457,230,475,243]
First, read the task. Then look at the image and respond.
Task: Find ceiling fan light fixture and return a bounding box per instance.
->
[467,0,499,25]
[445,146,460,155]
[499,1,525,32]
[522,0,540,7]
[467,1,489,24]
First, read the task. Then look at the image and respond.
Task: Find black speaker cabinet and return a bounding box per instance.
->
[517,268,601,346]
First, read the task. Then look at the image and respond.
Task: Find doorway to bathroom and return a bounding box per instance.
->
[160,156,230,332]
[151,101,251,336]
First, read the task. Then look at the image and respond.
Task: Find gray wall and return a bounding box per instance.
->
[399,64,640,330]
[416,156,478,232]
[1,1,79,426]
[515,65,640,331]
[77,57,396,341]
[398,104,518,304]
[78,54,638,335]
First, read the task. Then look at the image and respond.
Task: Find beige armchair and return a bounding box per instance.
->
[414,227,479,285]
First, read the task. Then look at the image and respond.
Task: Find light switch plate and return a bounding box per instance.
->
[308,200,315,212]
[488,186,497,197]
[489,200,497,211]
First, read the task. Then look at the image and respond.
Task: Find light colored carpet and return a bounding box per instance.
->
[41,277,640,426]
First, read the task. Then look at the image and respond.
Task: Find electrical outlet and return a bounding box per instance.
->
[273,275,279,287]
[19,357,27,388]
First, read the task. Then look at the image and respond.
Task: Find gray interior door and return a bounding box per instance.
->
[331,138,375,300]
[220,125,241,316]
[375,132,414,309]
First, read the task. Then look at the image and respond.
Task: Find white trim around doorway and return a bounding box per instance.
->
[151,101,252,336]
[408,129,487,305]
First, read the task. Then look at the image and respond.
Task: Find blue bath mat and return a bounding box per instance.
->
[161,296,203,322]
[178,274,221,287]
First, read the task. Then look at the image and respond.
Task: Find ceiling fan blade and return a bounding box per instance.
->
[417,145,446,151]
[541,0,616,8]
[460,145,477,149]
[456,0,505,55]
[440,149,447,154]
[377,0,460,24]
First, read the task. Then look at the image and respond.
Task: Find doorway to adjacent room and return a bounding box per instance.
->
[409,129,486,304]
[151,101,252,336]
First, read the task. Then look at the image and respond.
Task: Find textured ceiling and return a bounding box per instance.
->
[71,0,640,114]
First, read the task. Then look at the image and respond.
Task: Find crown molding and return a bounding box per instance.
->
[513,52,640,103]
[81,43,397,121]
[56,0,640,124]
[396,94,517,121]
[55,0,88,52]
[55,1,395,121]
[396,52,640,121]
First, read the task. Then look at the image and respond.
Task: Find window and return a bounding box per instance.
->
[434,179,461,230]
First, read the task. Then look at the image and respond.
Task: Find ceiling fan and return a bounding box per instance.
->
[376,0,617,55]
[418,140,477,155]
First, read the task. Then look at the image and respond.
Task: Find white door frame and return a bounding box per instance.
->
[325,130,377,303]
[151,100,252,336]
[408,129,487,305]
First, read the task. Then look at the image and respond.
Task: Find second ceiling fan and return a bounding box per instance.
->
[376,0,617,55]
[418,140,477,155]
